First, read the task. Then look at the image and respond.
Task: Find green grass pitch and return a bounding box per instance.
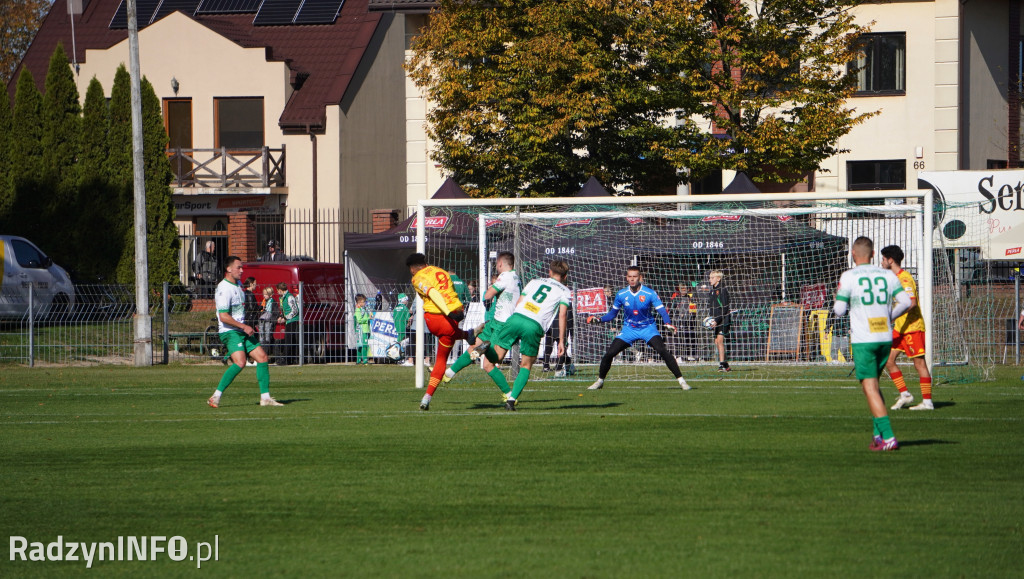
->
[2,364,1022,577]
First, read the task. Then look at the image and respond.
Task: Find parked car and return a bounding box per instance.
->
[0,235,76,321]
[240,261,346,362]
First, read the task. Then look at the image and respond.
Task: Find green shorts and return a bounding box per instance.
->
[478,319,505,343]
[495,313,544,357]
[219,330,261,357]
[851,341,892,380]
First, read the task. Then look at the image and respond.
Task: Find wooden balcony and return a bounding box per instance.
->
[167,146,286,188]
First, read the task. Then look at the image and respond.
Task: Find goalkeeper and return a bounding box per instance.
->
[586,266,690,390]
[407,253,478,410]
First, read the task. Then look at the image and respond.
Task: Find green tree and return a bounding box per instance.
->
[0,0,51,87]
[107,65,135,283]
[409,0,705,197]
[77,76,123,281]
[140,77,178,285]
[0,90,12,223]
[110,74,178,285]
[668,0,874,184]
[409,0,870,196]
[42,42,81,197]
[41,42,83,272]
[9,67,45,235]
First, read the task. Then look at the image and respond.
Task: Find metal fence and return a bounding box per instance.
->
[1,279,1022,372]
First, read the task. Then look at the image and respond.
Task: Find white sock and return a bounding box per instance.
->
[678,377,687,385]
[444,368,455,379]
[261,393,271,400]
[421,393,432,404]
[210,391,221,400]
[595,378,604,386]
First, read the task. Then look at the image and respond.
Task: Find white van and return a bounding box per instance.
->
[0,235,76,320]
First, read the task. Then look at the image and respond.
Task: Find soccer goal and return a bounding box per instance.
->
[412,190,974,386]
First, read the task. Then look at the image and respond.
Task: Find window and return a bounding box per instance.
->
[850,33,905,95]
[847,160,905,206]
[11,239,48,269]
[214,97,264,150]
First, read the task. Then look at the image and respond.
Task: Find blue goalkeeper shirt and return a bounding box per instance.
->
[600,285,671,329]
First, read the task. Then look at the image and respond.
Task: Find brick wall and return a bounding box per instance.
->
[228,211,258,261]
[372,209,401,233]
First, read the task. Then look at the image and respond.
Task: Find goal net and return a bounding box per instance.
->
[414,191,977,385]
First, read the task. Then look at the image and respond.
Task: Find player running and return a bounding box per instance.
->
[472,260,572,411]
[833,237,912,451]
[443,252,521,397]
[407,253,478,411]
[586,266,690,390]
[207,256,283,408]
[879,245,934,411]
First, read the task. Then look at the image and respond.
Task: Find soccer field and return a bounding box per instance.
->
[2,364,1022,577]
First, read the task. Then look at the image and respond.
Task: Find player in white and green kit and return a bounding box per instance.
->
[833,237,911,451]
[443,252,521,396]
[206,256,283,408]
[475,260,571,411]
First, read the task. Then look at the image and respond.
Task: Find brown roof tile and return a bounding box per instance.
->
[9,0,382,131]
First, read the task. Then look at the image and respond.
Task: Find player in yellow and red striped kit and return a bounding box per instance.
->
[880,245,934,411]
[407,253,478,410]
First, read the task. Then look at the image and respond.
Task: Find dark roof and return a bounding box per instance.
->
[575,176,612,197]
[367,0,437,13]
[9,0,382,131]
[722,171,761,194]
[431,177,469,199]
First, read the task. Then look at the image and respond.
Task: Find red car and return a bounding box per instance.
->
[241,261,346,362]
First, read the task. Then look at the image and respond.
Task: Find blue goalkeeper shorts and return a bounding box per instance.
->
[616,324,660,345]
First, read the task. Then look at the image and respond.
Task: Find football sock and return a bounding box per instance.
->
[920,376,932,400]
[488,368,511,395]
[891,370,907,393]
[873,416,895,440]
[256,362,270,395]
[421,393,432,405]
[450,351,473,374]
[427,376,441,396]
[216,363,244,392]
[510,368,531,400]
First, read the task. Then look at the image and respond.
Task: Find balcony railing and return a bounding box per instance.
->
[167,146,286,188]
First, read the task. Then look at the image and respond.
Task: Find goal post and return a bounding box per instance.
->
[413,190,939,389]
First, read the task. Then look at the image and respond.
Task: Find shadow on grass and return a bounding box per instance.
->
[898,439,958,447]
[253,398,311,405]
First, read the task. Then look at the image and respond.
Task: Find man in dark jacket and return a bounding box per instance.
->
[706,270,731,372]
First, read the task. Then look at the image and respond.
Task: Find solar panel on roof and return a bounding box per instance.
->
[252,0,302,26]
[152,0,203,21]
[109,0,163,29]
[195,0,263,14]
[292,0,344,25]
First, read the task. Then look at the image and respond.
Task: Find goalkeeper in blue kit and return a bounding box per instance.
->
[586,266,690,390]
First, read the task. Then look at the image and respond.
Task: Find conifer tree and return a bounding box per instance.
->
[78,77,122,280]
[107,65,135,284]
[41,43,83,269]
[0,90,13,226]
[10,68,45,236]
[140,77,178,285]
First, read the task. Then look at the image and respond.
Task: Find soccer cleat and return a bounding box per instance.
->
[504,398,517,411]
[890,391,914,410]
[554,369,566,378]
[678,377,691,391]
[468,341,491,361]
[588,380,604,390]
[419,399,430,411]
[909,399,934,411]
[565,363,577,376]
[401,360,415,367]
[442,368,456,383]
[869,435,884,450]
[207,396,219,408]
[260,397,284,407]
[717,364,731,372]
[871,438,900,452]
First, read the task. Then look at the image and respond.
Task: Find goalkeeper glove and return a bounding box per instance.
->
[449,309,465,323]
[664,324,677,334]
[586,316,599,324]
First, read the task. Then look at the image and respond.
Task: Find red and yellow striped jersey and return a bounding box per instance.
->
[412,265,463,315]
